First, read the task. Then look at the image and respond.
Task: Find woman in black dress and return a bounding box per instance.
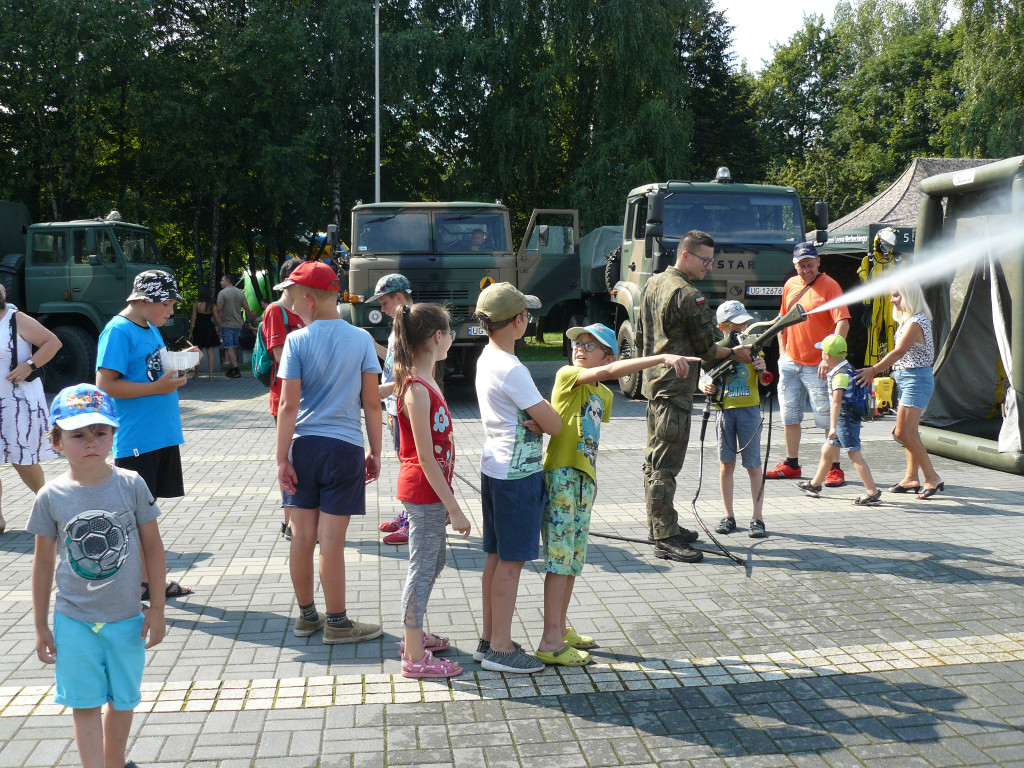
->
[189,286,222,380]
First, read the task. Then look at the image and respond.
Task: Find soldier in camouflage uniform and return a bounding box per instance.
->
[636,230,753,563]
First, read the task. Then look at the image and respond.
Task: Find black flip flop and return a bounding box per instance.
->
[889,483,921,494]
[917,482,945,500]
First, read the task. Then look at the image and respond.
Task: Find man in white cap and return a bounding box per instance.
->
[765,242,851,485]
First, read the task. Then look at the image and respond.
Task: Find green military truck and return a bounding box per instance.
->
[0,201,188,391]
[598,170,828,397]
[339,201,580,379]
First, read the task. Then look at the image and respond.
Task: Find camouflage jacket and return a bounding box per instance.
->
[636,266,722,409]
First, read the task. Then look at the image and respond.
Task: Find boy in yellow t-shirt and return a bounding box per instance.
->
[699,301,768,538]
[535,323,695,666]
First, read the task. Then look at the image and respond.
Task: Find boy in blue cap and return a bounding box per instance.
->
[30,384,167,768]
[534,323,695,665]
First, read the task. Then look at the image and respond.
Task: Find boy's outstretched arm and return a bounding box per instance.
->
[361,371,382,483]
[574,353,700,387]
[138,520,166,648]
[32,536,57,664]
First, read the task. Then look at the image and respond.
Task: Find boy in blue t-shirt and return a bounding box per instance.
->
[536,323,692,666]
[96,269,193,600]
[30,384,166,768]
[274,261,384,644]
[797,334,881,505]
[699,301,769,538]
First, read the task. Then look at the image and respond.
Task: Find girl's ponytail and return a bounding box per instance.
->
[392,302,451,399]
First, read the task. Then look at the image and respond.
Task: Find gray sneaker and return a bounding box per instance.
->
[473,639,523,662]
[481,647,545,674]
[323,619,383,644]
[293,613,326,637]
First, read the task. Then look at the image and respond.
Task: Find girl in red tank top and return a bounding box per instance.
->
[392,303,471,678]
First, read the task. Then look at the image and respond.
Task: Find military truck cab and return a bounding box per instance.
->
[342,201,579,379]
[0,203,187,390]
[607,173,825,396]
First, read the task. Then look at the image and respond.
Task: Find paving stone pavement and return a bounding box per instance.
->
[1,362,1023,767]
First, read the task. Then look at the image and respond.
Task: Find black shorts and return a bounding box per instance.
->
[115,445,185,499]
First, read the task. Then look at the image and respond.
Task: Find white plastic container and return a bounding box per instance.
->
[159,349,202,376]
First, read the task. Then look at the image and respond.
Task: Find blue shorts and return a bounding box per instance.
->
[826,407,862,452]
[716,406,763,468]
[283,436,366,516]
[481,472,544,561]
[221,326,240,349]
[893,367,934,410]
[53,611,145,710]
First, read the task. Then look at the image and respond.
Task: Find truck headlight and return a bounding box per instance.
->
[368,309,383,324]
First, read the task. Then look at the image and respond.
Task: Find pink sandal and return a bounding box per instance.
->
[398,632,450,655]
[401,649,462,679]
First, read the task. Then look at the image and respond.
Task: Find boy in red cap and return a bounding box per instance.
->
[274,261,385,643]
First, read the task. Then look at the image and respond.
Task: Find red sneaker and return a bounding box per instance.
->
[379,512,407,533]
[765,462,801,479]
[383,522,409,545]
[824,466,845,487]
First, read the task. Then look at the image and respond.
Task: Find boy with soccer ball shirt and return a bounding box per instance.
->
[30,384,167,768]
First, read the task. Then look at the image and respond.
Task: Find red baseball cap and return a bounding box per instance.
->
[273,261,340,292]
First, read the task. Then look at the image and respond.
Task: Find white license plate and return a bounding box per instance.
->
[746,286,784,296]
[468,326,487,336]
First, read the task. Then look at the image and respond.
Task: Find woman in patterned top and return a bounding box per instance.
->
[855,284,943,499]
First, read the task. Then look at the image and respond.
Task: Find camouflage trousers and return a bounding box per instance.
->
[643,399,692,541]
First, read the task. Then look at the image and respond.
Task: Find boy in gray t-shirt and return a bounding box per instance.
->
[29,384,167,768]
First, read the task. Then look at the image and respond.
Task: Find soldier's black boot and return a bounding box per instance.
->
[679,528,700,543]
[654,535,703,563]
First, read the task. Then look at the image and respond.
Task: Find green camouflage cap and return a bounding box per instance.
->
[474,282,541,323]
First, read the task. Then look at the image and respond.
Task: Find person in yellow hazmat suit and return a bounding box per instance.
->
[857,228,899,368]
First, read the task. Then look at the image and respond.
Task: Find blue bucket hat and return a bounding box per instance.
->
[50,384,120,430]
[566,323,617,356]
[368,273,412,303]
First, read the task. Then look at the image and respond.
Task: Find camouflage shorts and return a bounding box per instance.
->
[541,467,596,576]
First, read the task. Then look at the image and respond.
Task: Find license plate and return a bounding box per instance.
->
[746,286,783,296]
[468,325,487,336]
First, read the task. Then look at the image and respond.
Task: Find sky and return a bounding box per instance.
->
[716,0,839,71]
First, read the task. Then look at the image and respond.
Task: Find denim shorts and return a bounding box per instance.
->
[826,406,862,452]
[54,611,145,710]
[716,406,763,468]
[283,435,366,516]
[481,472,544,561]
[893,367,934,411]
[778,357,830,429]
[221,326,240,349]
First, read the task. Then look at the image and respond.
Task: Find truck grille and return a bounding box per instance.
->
[416,288,472,323]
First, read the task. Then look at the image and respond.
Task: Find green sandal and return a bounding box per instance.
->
[535,643,591,666]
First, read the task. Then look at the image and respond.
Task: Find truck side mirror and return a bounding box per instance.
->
[646,190,664,239]
[537,225,549,248]
[814,201,829,231]
[87,254,100,266]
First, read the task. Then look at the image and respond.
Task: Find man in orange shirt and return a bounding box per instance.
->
[765,243,851,485]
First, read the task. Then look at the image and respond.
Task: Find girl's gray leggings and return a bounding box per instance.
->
[401,501,447,629]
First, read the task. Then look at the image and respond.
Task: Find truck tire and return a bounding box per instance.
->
[616,321,643,399]
[43,326,97,393]
[604,247,621,293]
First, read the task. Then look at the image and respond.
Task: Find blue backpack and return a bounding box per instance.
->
[844,368,873,419]
[252,305,291,386]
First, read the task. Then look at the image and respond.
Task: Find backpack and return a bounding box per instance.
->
[845,373,874,419]
[252,304,291,386]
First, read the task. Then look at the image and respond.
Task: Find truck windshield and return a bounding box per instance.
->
[436,212,508,253]
[355,212,431,253]
[113,226,164,264]
[662,192,803,245]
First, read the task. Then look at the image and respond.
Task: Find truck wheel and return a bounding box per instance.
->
[616,321,643,399]
[43,326,97,393]
[604,247,621,292]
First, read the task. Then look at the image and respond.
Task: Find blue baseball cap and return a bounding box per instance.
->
[368,273,412,302]
[793,242,819,263]
[567,323,617,356]
[50,384,119,430]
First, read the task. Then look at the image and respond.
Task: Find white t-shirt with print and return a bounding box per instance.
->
[476,346,544,480]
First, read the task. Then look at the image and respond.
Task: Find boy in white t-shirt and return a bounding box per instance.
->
[471,283,562,674]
